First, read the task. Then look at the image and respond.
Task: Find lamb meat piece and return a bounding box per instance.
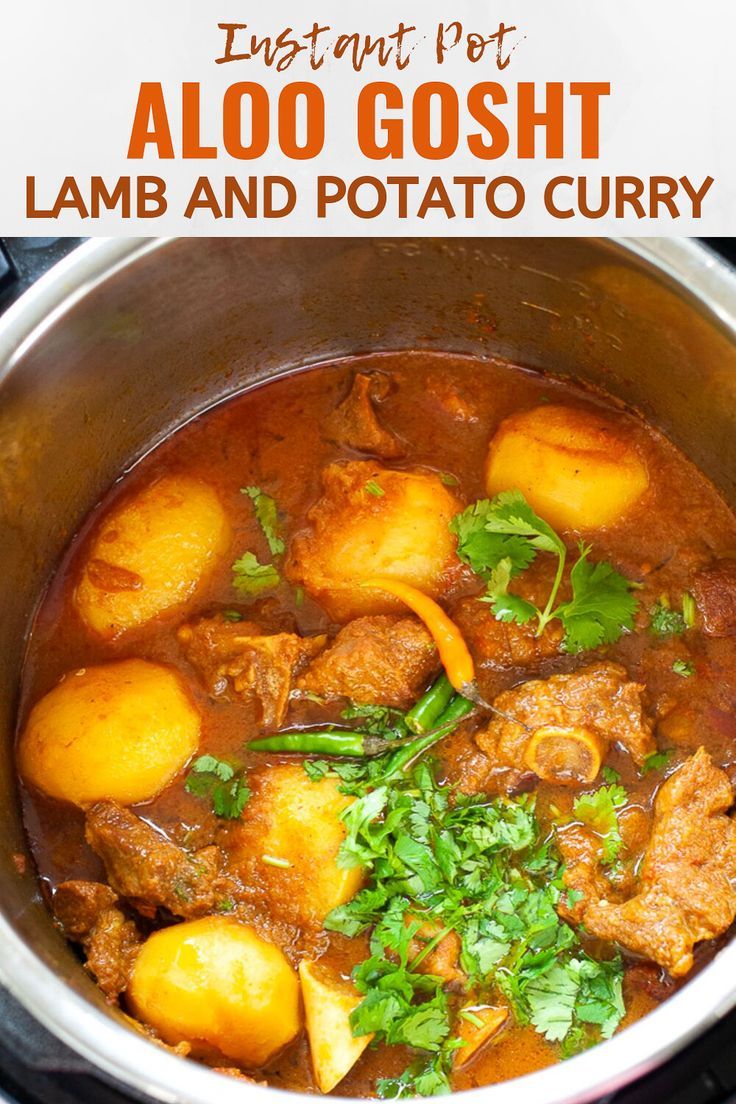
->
[325,372,404,459]
[296,615,439,708]
[477,661,656,773]
[85,906,142,999]
[86,801,223,919]
[691,559,736,636]
[454,597,563,673]
[178,614,327,729]
[583,748,736,977]
[53,880,119,938]
[556,824,612,925]
[52,879,141,999]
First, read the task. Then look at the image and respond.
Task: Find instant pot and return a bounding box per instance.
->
[2,236,736,1104]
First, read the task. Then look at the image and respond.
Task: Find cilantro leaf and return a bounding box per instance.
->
[241,485,284,556]
[449,498,537,580]
[556,545,638,654]
[482,489,565,557]
[232,551,280,596]
[573,784,627,865]
[365,479,385,498]
[672,658,694,678]
[185,755,250,819]
[525,960,580,1042]
[641,749,674,774]
[487,591,538,624]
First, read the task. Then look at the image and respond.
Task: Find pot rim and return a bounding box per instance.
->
[1,235,736,1104]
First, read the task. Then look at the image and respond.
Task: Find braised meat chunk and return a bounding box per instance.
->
[453,596,563,680]
[178,614,326,729]
[297,615,439,708]
[85,906,143,999]
[555,825,613,926]
[477,662,656,784]
[86,801,223,919]
[691,558,736,637]
[584,748,736,977]
[53,879,119,938]
[325,372,404,459]
[53,879,141,999]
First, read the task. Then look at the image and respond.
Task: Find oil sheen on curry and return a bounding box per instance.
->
[16,353,736,1096]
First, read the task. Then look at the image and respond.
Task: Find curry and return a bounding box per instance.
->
[15,352,736,1095]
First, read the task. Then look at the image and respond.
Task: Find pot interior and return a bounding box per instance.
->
[1,235,736,1093]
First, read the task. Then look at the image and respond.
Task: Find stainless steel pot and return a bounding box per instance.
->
[1,236,736,1104]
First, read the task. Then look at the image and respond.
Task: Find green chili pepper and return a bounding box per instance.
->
[435,693,475,726]
[247,729,387,757]
[380,694,476,780]
[404,673,455,734]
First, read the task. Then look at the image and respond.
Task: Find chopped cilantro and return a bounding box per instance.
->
[241,485,284,556]
[452,491,637,654]
[341,701,409,740]
[641,749,674,775]
[650,598,686,637]
[365,479,385,497]
[672,658,694,678]
[572,784,627,866]
[222,608,244,622]
[232,551,280,596]
[217,896,236,913]
[601,766,621,784]
[439,472,459,488]
[185,755,250,819]
[322,760,625,1094]
[682,592,696,629]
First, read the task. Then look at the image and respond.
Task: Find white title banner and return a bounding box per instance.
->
[0,0,733,235]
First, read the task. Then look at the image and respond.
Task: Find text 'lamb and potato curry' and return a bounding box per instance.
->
[16,353,736,1096]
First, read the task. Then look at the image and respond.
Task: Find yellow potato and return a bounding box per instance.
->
[128,917,300,1067]
[299,960,372,1093]
[453,1006,508,1069]
[485,404,649,531]
[226,763,363,928]
[286,461,463,620]
[18,659,200,806]
[75,474,230,637]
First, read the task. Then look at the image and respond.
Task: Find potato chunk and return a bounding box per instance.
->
[224,763,363,928]
[75,475,230,637]
[127,917,300,1067]
[287,462,463,620]
[453,1006,508,1069]
[18,659,200,806]
[299,960,373,1093]
[485,404,649,531]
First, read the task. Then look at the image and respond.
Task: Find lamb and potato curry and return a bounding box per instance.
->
[16,352,736,1095]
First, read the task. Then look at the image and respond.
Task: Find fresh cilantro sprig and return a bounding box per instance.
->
[241,485,285,556]
[341,701,410,741]
[184,755,250,819]
[322,761,625,1095]
[232,552,280,596]
[232,486,284,597]
[572,784,627,866]
[450,491,638,654]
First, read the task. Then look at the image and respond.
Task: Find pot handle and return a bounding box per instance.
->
[0,237,86,312]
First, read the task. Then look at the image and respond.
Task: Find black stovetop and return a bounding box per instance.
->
[1,236,736,1103]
